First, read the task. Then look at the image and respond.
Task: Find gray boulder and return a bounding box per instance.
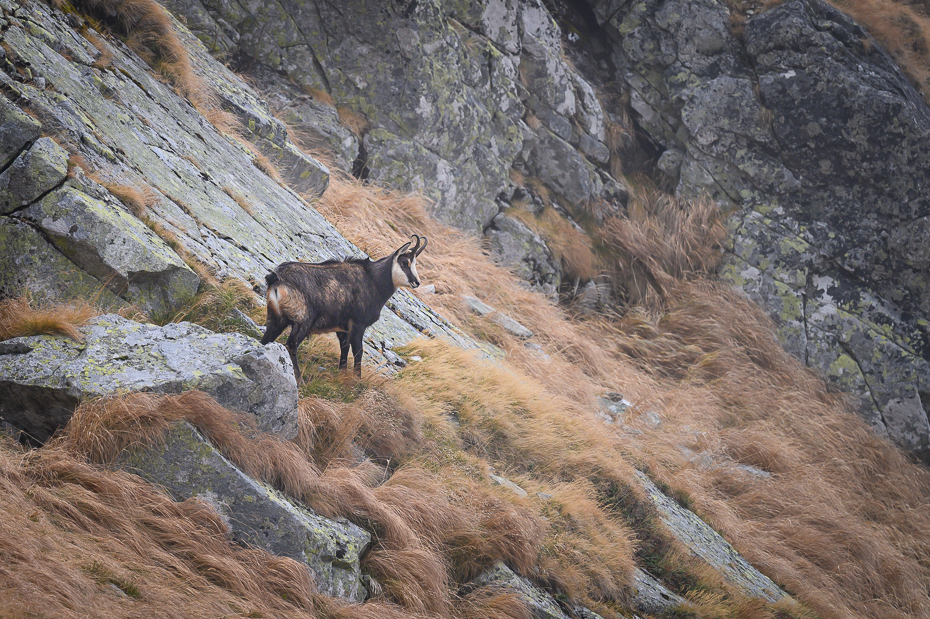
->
[471,561,568,619]
[121,421,370,601]
[0,217,124,307]
[486,213,561,295]
[0,314,298,443]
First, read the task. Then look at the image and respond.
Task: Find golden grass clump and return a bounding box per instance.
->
[337,107,370,137]
[51,0,207,106]
[0,296,98,342]
[600,186,726,310]
[158,277,260,334]
[101,180,160,217]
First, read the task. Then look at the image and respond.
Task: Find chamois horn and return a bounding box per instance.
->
[410,234,427,256]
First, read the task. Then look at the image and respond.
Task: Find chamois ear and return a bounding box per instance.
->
[395,242,412,256]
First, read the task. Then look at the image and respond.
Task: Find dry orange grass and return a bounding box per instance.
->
[337,107,370,137]
[0,431,428,619]
[52,390,548,617]
[310,162,930,619]
[600,186,726,310]
[0,296,98,341]
[100,180,160,217]
[508,207,596,281]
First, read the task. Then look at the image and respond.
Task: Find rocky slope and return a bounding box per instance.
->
[0,0,813,614]
[3,0,930,616]
[159,0,930,462]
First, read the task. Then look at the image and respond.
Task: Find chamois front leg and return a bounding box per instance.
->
[349,327,365,377]
[285,322,312,382]
[336,331,350,371]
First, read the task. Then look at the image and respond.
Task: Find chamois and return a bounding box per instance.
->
[261,235,428,380]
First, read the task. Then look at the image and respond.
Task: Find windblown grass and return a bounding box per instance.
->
[310,160,930,619]
[0,431,421,619]
[0,296,98,341]
[50,390,544,617]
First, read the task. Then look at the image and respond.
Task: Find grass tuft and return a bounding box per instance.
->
[0,295,98,342]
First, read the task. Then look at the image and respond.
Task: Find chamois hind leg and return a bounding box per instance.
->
[336,331,350,371]
[261,311,289,345]
[349,327,365,377]
[285,322,312,382]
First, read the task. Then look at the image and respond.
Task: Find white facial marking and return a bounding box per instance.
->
[392,255,420,288]
[392,257,408,288]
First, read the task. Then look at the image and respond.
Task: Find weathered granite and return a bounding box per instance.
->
[0,314,299,442]
[0,136,68,213]
[472,561,567,619]
[635,471,786,602]
[592,0,930,461]
[20,187,200,316]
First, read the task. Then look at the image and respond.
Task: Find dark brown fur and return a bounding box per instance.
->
[261,237,426,379]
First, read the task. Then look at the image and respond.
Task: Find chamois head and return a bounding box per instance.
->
[392,234,427,289]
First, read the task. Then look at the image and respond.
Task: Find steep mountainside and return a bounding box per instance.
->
[3,0,930,618]
[160,0,930,461]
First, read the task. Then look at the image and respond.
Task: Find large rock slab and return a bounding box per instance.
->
[0,314,298,443]
[0,136,68,214]
[630,567,688,615]
[486,213,560,296]
[19,187,200,316]
[0,92,41,169]
[0,217,124,307]
[472,561,568,619]
[635,471,786,603]
[121,421,370,601]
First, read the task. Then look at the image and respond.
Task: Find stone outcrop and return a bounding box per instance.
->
[0,314,299,442]
[473,560,682,618]
[635,471,786,603]
[585,0,930,460]
[160,0,622,293]
[0,0,481,365]
[121,421,371,601]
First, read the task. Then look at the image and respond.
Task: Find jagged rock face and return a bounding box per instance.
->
[162,0,625,294]
[0,0,480,365]
[591,0,930,461]
[0,314,300,442]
